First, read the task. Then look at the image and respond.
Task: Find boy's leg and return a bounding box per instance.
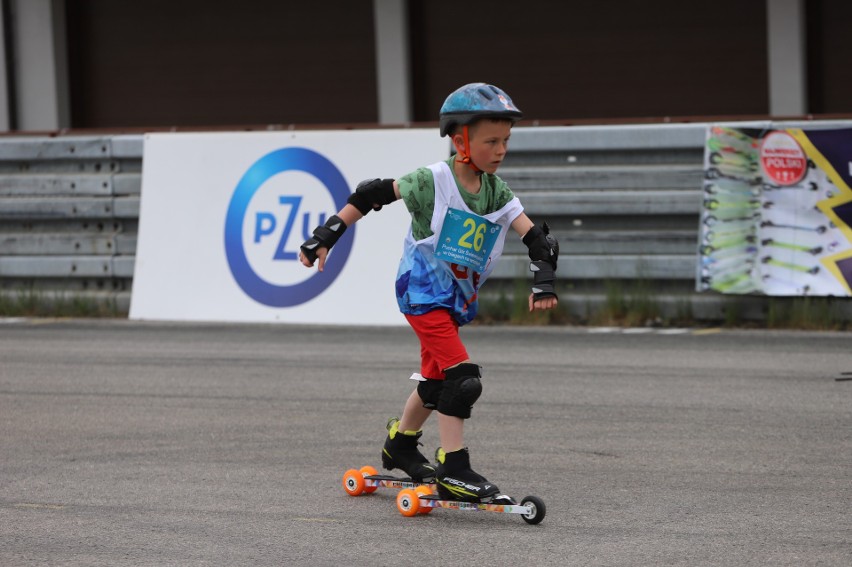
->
[398,388,433,432]
[390,309,498,496]
[382,311,462,480]
[433,362,500,502]
[437,412,464,453]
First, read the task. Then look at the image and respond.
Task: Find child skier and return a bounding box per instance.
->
[299,83,559,502]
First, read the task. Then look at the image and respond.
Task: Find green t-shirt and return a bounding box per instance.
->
[397,156,516,241]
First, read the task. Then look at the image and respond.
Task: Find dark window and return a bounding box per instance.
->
[66,0,377,128]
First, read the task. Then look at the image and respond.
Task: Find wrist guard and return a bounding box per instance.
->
[300,215,347,264]
[347,178,396,215]
[530,261,557,301]
[523,222,559,300]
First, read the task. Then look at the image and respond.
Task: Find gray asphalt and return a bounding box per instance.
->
[1,319,850,566]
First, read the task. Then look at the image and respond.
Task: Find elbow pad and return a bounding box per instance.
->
[523,222,559,270]
[347,178,396,215]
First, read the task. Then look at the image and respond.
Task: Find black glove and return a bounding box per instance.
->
[299,215,347,264]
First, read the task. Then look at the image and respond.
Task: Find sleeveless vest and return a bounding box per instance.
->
[395,161,523,325]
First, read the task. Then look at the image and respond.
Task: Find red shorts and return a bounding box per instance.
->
[405,310,469,380]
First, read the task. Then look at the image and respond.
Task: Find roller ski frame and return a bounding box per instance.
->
[396,486,546,525]
[342,466,435,497]
[341,466,546,524]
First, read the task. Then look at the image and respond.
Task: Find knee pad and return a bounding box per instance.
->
[417,378,443,410]
[437,363,482,419]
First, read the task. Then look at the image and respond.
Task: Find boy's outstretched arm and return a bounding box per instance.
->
[512,213,559,312]
[299,178,400,271]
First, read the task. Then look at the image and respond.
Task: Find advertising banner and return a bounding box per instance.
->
[130,130,449,324]
[697,124,852,296]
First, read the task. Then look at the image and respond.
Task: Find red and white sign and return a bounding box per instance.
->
[760,130,807,186]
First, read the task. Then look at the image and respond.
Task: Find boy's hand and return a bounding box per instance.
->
[299,214,347,271]
[299,248,329,271]
[529,294,558,312]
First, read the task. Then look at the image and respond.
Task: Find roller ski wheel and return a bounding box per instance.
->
[342,466,435,497]
[415,485,434,514]
[396,488,422,517]
[342,466,378,497]
[520,495,547,525]
[394,489,547,524]
[360,466,379,494]
[394,485,437,516]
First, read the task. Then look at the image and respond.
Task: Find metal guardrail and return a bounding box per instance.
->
[489,124,716,320]
[0,135,142,311]
[499,124,706,278]
[1,124,849,322]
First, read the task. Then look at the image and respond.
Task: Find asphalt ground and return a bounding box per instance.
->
[0,319,850,566]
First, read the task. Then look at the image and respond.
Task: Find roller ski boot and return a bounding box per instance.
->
[342,418,436,497]
[434,447,501,503]
[381,418,437,482]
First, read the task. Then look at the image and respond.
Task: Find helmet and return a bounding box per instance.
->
[439,83,523,137]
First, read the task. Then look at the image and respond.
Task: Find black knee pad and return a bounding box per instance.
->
[437,363,482,419]
[417,378,443,410]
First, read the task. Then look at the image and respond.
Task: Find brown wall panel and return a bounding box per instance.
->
[409,0,768,122]
[66,0,377,128]
[807,0,852,114]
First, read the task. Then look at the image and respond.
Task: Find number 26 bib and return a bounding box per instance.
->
[434,208,502,273]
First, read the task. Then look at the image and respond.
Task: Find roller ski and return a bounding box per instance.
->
[342,418,437,497]
[394,447,546,524]
[395,486,546,524]
[342,465,435,497]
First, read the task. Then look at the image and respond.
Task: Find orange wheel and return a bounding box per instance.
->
[360,466,379,494]
[415,485,434,514]
[342,468,365,496]
[396,488,421,517]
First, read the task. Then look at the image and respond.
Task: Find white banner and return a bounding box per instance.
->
[130,130,449,324]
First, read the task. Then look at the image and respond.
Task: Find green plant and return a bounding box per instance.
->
[766,297,844,330]
[591,279,661,326]
[0,288,121,318]
[723,299,742,327]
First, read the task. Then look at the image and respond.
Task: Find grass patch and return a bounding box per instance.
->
[764,296,846,331]
[589,279,661,327]
[0,288,120,318]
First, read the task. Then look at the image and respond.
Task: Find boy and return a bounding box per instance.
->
[299,83,559,503]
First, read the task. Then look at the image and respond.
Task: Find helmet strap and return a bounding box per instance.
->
[455,125,484,175]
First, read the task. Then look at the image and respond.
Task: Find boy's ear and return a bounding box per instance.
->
[451,132,466,153]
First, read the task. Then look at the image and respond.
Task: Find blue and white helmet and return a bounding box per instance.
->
[439,83,523,137]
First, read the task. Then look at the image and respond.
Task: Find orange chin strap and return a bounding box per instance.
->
[456,125,483,175]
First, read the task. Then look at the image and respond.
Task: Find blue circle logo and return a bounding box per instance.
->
[224,147,354,307]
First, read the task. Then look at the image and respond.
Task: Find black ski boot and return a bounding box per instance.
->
[381,418,436,482]
[435,447,501,502]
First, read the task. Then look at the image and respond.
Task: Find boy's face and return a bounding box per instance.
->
[455,119,512,174]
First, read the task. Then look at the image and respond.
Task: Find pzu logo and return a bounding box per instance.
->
[254,196,323,261]
[224,147,354,307]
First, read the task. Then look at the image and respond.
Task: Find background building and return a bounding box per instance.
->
[0,0,849,132]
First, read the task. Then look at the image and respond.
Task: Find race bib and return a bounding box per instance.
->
[434,208,502,272]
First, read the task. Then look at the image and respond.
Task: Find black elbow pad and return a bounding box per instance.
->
[347,178,396,214]
[523,222,559,270]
